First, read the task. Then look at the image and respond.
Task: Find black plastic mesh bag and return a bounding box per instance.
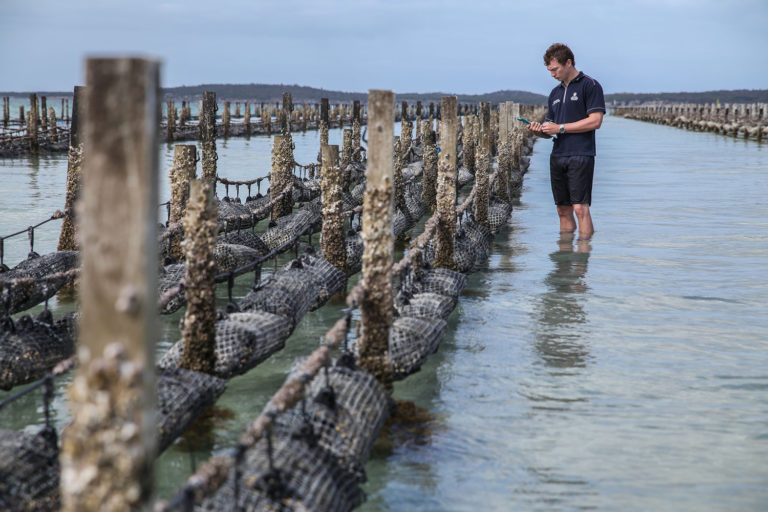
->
[392,209,414,238]
[460,219,493,256]
[0,428,60,511]
[0,314,73,391]
[488,198,512,233]
[159,311,291,379]
[388,316,447,380]
[238,271,319,328]
[396,292,456,321]
[214,243,264,274]
[404,268,467,299]
[244,195,271,220]
[158,263,186,315]
[1,251,79,315]
[218,230,270,254]
[218,199,254,228]
[259,208,321,252]
[283,253,346,310]
[345,234,363,276]
[404,181,427,220]
[156,366,227,453]
[350,182,366,205]
[457,166,474,187]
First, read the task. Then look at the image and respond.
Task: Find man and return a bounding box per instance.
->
[530,43,605,239]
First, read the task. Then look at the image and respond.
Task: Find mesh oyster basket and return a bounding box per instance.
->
[422,232,479,274]
[396,292,457,321]
[344,234,363,276]
[214,243,265,274]
[238,271,319,328]
[1,251,79,315]
[244,195,272,219]
[159,263,186,315]
[0,314,73,391]
[259,208,321,252]
[404,181,427,220]
[218,230,270,254]
[392,209,414,238]
[283,253,346,310]
[457,166,474,187]
[0,428,60,511]
[160,311,291,379]
[218,199,254,228]
[404,268,467,299]
[388,315,447,380]
[488,198,512,233]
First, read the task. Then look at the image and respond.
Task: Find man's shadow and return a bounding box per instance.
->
[533,234,592,370]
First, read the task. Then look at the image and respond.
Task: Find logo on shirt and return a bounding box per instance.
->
[552,99,561,106]
[571,92,579,101]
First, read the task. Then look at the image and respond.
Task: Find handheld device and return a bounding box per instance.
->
[517,117,531,124]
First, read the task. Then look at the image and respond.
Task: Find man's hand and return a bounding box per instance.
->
[529,121,552,139]
[540,121,560,135]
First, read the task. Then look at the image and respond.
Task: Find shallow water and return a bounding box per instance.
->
[1,116,767,510]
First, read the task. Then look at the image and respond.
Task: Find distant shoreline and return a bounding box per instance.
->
[1,84,766,105]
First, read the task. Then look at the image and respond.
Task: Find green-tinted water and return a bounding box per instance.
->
[1,116,767,510]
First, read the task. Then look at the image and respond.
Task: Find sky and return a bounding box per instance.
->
[1,0,766,95]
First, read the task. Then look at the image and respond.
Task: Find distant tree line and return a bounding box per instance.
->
[605,89,768,105]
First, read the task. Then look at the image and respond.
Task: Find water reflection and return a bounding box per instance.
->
[533,234,591,369]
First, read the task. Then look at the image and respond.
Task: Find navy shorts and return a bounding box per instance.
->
[550,155,595,206]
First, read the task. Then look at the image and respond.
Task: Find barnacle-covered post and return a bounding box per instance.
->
[320,144,346,273]
[200,91,217,188]
[179,179,218,374]
[341,127,353,189]
[415,100,422,140]
[222,101,231,138]
[28,93,39,153]
[494,103,511,202]
[435,96,458,270]
[244,101,251,135]
[393,136,406,216]
[48,106,57,141]
[352,99,362,162]
[263,103,272,135]
[281,92,292,135]
[271,134,294,220]
[57,86,85,253]
[462,112,475,173]
[474,101,491,229]
[422,129,438,211]
[168,145,197,261]
[61,57,160,511]
[320,97,329,147]
[359,89,395,390]
[400,101,412,163]
[166,100,176,141]
[2,96,8,127]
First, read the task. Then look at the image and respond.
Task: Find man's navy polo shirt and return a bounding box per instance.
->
[544,71,606,156]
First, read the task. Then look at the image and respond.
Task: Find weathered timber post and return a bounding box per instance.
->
[168,145,197,261]
[40,96,48,132]
[222,101,231,138]
[166,100,175,141]
[494,103,511,202]
[474,102,491,229]
[65,98,69,123]
[264,104,272,135]
[200,91,217,188]
[19,105,25,126]
[179,101,187,128]
[352,100,362,162]
[320,144,346,272]
[3,97,8,127]
[61,57,160,511]
[48,106,57,142]
[320,98,330,147]
[281,92,292,134]
[422,129,438,210]
[57,86,85,253]
[28,93,39,153]
[271,135,294,220]
[244,101,251,135]
[301,103,308,132]
[234,102,241,118]
[435,96,458,270]
[179,179,217,373]
[359,89,395,390]
[401,102,412,163]
[341,128,353,186]
[393,136,406,216]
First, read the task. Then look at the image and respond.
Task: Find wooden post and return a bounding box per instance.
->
[341,128,353,169]
[222,101,231,138]
[19,105,25,126]
[40,96,48,132]
[200,91,217,187]
[168,145,197,261]
[244,101,251,135]
[28,93,39,153]
[60,57,160,511]
[400,102,412,164]
[320,97,329,147]
[179,179,217,373]
[281,92,292,134]
[320,144,346,272]
[166,100,175,141]
[65,98,70,123]
[58,86,85,252]
[352,100,361,162]
[422,129,438,210]
[271,135,294,220]
[435,96,458,270]
[359,89,394,390]
[234,102,241,118]
[475,102,491,229]
[48,106,57,141]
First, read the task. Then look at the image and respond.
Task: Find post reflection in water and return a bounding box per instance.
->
[533,234,592,370]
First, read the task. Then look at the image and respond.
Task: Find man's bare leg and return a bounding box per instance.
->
[573,203,594,239]
[556,205,577,233]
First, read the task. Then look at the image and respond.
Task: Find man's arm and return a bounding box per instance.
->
[529,121,552,138]
[540,112,603,135]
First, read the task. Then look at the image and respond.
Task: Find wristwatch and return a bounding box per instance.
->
[559,124,566,135]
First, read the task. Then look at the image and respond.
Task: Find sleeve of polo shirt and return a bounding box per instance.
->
[545,92,555,122]
[586,79,606,114]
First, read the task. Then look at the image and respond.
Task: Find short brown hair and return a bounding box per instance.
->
[544,43,575,66]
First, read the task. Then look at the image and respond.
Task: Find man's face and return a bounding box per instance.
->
[546,59,572,82]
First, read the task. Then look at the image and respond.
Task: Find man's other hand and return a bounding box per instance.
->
[540,122,560,135]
